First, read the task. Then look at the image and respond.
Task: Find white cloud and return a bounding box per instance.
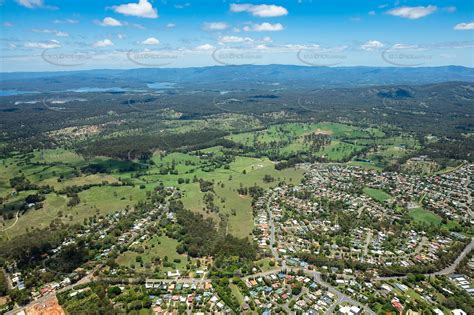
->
[174,2,190,9]
[255,44,268,50]
[454,22,474,30]
[391,43,419,50]
[262,36,272,42]
[55,31,68,37]
[361,40,384,51]
[203,22,229,31]
[93,39,114,47]
[32,28,69,37]
[243,22,284,32]
[53,19,78,24]
[25,39,60,49]
[284,44,311,50]
[3,22,14,27]
[99,17,122,26]
[387,5,437,19]
[194,44,215,51]
[230,3,288,17]
[16,0,43,8]
[16,0,56,9]
[113,0,158,19]
[368,10,376,16]
[219,35,253,44]
[142,37,160,45]
[166,23,176,28]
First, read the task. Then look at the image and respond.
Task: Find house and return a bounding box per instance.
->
[391,298,403,314]
[167,270,181,278]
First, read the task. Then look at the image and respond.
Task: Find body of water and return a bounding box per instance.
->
[147,82,175,89]
[0,90,37,96]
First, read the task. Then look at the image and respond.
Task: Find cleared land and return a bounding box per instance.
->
[363,187,392,202]
[409,208,442,226]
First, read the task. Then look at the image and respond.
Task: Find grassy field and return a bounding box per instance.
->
[116,235,191,272]
[0,122,419,242]
[227,122,384,145]
[229,283,245,305]
[409,208,442,226]
[363,187,392,202]
[226,122,387,162]
[175,156,304,238]
[1,185,146,239]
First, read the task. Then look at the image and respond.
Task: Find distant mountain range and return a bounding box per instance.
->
[1,65,474,91]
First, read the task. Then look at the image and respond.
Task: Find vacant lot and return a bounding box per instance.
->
[116,235,190,272]
[409,208,442,226]
[363,187,392,202]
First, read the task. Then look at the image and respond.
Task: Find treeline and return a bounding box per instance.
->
[420,138,474,162]
[0,270,7,296]
[77,129,229,160]
[174,207,256,262]
[0,226,73,270]
[298,252,369,271]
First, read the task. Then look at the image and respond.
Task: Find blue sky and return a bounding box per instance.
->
[1,0,473,71]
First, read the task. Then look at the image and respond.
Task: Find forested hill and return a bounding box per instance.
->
[1,65,473,91]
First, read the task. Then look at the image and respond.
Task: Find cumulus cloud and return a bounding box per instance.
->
[99,17,122,26]
[142,37,160,45]
[93,39,114,47]
[113,0,158,18]
[219,35,253,44]
[230,3,288,17]
[361,40,384,51]
[255,44,268,50]
[387,5,437,19]
[243,22,284,32]
[454,22,474,30]
[32,28,69,37]
[16,0,43,8]
[16,0,56,9]
[203,22,229,31]
[194,43,215,51]
[25,39,60,49]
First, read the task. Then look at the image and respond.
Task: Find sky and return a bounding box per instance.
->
[0,0,473,72]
